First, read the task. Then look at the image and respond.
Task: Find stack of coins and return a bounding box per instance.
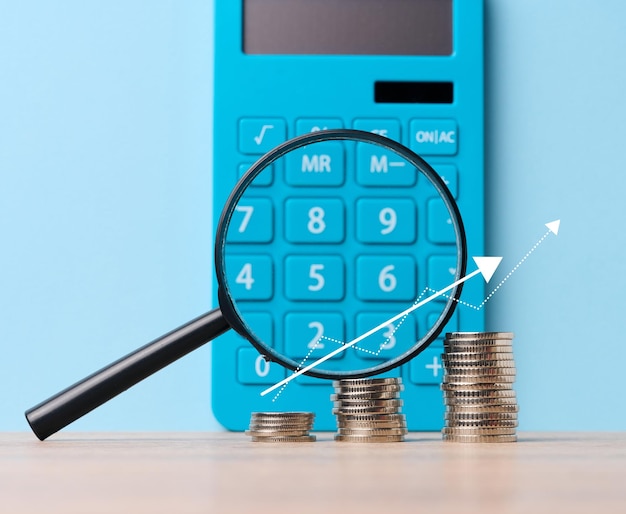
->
[441,332,518,443]
[245,412,316,442]
[332,378,407,442]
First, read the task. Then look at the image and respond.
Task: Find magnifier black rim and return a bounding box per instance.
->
[215,128,467,379]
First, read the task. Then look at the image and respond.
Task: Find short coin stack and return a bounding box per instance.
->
[332,378,407,442]
[441,332,518,443]
[245,412,316,442]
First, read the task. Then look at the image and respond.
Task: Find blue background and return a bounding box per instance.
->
[1,0,624,432]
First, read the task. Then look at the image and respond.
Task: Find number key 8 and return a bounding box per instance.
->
[285,198,345,243]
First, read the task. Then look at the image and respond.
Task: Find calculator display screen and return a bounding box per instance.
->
[243,0,452,55]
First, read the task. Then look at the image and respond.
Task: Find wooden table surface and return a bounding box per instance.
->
[1,432,625,513]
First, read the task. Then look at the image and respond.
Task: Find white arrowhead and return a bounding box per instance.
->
[472,256,503,283]
[546,219,560,235]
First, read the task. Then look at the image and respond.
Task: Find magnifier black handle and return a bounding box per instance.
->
[25,308,229,441]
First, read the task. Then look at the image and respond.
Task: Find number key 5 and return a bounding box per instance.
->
[284,255,345,301]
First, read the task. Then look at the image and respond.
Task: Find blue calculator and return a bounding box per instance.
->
[212,0,484,431]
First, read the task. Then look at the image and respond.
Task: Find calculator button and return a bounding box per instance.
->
[356,198,416,244]
[237,347,285,385]
[353,119,401,141]
[355,255,416,301]
[284,198,345,243]
[285,142,345,187]
[356,144,417,187]
[238,118,286,154]
[226,255,273,300]
[238,163,274,187]
[296,118,343,134]
[284,312,344,359]
[226,198,274,243]
[427,255,458,300]
[284,255,345,301]
[432,164,458,199]
[427,199,456,244]
[409,119,457,155]
[239,311,274,348]
[427,310,458,340]
[355,312,416,360]
[409,347,443,385]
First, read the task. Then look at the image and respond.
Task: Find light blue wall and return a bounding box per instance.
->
[1,0,624,432]
[0,1,220,431]
[484,0,626,429]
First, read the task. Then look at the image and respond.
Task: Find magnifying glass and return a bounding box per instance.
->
[25,129,466,440]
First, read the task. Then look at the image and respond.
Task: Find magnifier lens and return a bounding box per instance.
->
[218,130,464,379]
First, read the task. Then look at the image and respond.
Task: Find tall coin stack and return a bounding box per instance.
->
[246,412,316,442]
[441,332,518,443]
[332,378,407,442]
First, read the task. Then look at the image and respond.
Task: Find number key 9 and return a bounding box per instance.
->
[356,198,416,244]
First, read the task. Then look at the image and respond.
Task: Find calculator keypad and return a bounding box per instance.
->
[219,115,478,431]
[229,117,462,367]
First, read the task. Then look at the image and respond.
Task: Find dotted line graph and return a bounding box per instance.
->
[428,226,555,311]
[268,220,559,401]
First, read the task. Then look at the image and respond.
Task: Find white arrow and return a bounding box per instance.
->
[260,256,502,397]
[546,219,560,235]
[472,256,503,283]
